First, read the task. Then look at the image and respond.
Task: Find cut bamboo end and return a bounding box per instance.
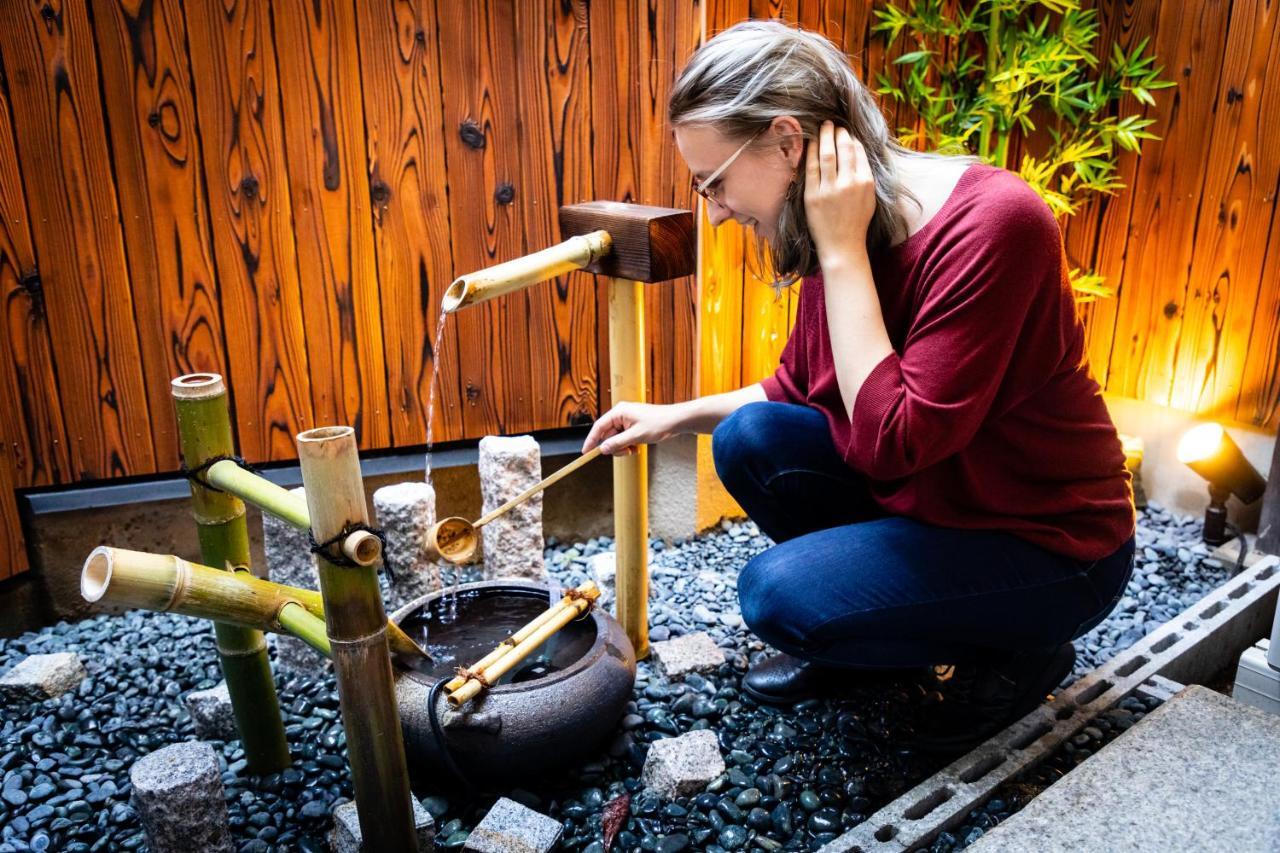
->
[442,231,613,313]
[80,547,113,604]
[170,373,226,400]
[342,530,382,566]
[424,517,479,564]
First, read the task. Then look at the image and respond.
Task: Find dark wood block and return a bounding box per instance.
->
[559,202,695,282]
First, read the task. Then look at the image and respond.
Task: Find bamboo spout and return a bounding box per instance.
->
[442,230,612,312]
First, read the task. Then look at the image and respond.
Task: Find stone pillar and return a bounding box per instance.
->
[130,742,233,853]
[373,481,442,611]
[262,487,327,674]
[478,436,545,581]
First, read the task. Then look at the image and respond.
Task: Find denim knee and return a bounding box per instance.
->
[737,549,808,652]
[712,402,782,491]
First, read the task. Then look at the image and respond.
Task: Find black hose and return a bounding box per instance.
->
[427,678,474,794]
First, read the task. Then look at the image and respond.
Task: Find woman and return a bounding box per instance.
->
[582,20,1135,753]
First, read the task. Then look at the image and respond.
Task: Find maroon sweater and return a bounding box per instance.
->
[761,163,1134,561]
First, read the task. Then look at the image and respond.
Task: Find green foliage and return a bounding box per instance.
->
[872,0,1175,300]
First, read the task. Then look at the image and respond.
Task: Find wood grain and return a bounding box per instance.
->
[271,0,390,448]
[183,0,315,462]
[0,441,22,578]
[0,0,157,480]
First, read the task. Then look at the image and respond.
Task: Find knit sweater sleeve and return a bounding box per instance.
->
[761,282,809,403]
[844,191,1061,480]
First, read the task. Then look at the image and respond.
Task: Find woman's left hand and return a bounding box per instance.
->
[804,121,877,268]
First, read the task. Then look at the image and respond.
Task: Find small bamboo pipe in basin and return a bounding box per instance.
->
[424,446,604,564]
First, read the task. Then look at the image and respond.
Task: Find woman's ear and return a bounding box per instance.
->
[769,115,806,169]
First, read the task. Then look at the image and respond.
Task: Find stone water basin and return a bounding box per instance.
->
[391,580,636,787]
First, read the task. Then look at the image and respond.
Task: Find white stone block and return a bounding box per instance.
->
[651,632,726,678]
[464,796,562,852]
[130,742,232,853]
[328,796,435,852]
[0,652,86,703]
[478,435,545,581]
[641,729,725,799]
[183,682,237,741]
[373,481,442,611]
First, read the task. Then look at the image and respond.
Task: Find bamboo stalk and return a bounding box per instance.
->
[205,460,310,528]
[442,230,611,312]
[609,279,651,659]
[447,583,601,707]
[278,602,331,657]
[297,426,416,851]
[171,374,291,773]
[442,581,600,692]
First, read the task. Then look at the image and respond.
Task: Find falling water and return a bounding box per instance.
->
[423,307,461,620]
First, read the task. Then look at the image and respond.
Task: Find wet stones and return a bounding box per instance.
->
[478,436,545,581]
[373,481,442,610]
[651,632,726,678]
[183,681,237,741]
[641,729,726,799]
[464,796,561,852]
[130,741,232,853]
[0,652,86,703]
[328,796,435,852]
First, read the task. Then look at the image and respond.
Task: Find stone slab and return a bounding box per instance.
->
[464,796,562,852]
[0,652,86,702]
[373,480,442,611]
[972,685,1280,853]
[641,729,726,799]
[478,436,545,581]
[651,631,726,678]
[130,741,232,853]
[183,681,237,741]
[328,796,435,852]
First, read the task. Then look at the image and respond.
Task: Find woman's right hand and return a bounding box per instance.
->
[582,401,687,456]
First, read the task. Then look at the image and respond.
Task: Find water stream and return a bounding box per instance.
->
[424,307,460,620]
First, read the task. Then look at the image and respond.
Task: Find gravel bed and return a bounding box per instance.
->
[0,505,1219,852]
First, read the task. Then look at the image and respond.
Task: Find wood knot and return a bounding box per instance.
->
[459,120,485,150]
[1163,301,1179,319]
[39,4,55,21]
[370,181,391,205]
[147,110,161,128]
[415,29,426,44]
[18,269,41,296]
[240,175,260,200]
[1226,87,1243,105]
[494,182,515,205]
[465,382,481,402]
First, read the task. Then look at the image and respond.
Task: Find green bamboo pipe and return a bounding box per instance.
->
[171,373,291,773]
[297,426,416,850]
[278,602,331,657]
[205,460,310,528]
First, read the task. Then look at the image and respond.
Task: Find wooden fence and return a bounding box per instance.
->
[2,0,1278,579]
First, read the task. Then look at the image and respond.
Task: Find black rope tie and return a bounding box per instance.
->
[308,522,396,582]
[180,454,260,494]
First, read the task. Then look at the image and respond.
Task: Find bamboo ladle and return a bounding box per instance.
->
[426,446,604,564]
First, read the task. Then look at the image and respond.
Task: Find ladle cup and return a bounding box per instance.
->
[425,446,604,564]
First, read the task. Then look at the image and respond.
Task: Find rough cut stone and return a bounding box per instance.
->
[262,487,327,674]
[641,729,726,799]
[971,685,1280,853]
[373,481,442,611]
[130,741,233,853]
[478,435,545,581]
[183,682,237,741]
[328,796,435,852]
[0,652,86,703]
[651,632,726,678]
[464,796,562,853]
[586,552,616,606]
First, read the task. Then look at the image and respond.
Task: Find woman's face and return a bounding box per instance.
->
[675,118,804,242]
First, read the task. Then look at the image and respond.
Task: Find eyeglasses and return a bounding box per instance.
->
[691,129,764,206]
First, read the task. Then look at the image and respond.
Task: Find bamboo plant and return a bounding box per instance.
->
[170,374,291,773]
[872,0,1175,299]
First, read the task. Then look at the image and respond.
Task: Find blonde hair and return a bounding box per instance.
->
[669,20,972,285]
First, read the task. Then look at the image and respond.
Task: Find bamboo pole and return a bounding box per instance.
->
[608,280,650,659]
[442,580,600,692]
[442,230,611,312]
[171,374,291,773]
[446,583,601,707]
[296,426,416,851]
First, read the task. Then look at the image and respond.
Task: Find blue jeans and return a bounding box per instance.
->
[714,402,1136,668]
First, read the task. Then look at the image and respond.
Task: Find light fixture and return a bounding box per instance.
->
[1177,423,1267,546]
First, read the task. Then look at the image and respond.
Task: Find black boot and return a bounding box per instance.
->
[742,652,919,706]
[906,643,1076,754]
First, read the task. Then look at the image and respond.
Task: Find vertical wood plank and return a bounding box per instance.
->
[351,0,465,447]
[0,49,70,489]
[91,0,228,469]
[184,0,315,462]
[0,444,22,578]
[0,0,157,479]
[271,0,390,447]
[436,0,531,437]
[513,0,599,428]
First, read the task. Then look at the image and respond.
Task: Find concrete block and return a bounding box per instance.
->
[649,434,698,542]
[0,652,86,702]
[183,681,237,741]
[263,487,327,674]
[373,481,442,611]
[1233,639,1280,716]
[478,436,545,581]
[328,796,435,852]
[464,796,562,852]
[130,741,232,853]
[641,729,726,799]
[651,632,726,678]
[972,686,1280,852]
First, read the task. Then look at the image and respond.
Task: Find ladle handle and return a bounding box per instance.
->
[474,446,604,529]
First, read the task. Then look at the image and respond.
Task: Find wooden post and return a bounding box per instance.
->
[170,374,291,773]
[295,426,416,851]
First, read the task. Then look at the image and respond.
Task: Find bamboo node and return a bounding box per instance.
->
[180,454,259,494]
[565,587,596,619]
[307,522,395,580]
[453,666,491,688]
